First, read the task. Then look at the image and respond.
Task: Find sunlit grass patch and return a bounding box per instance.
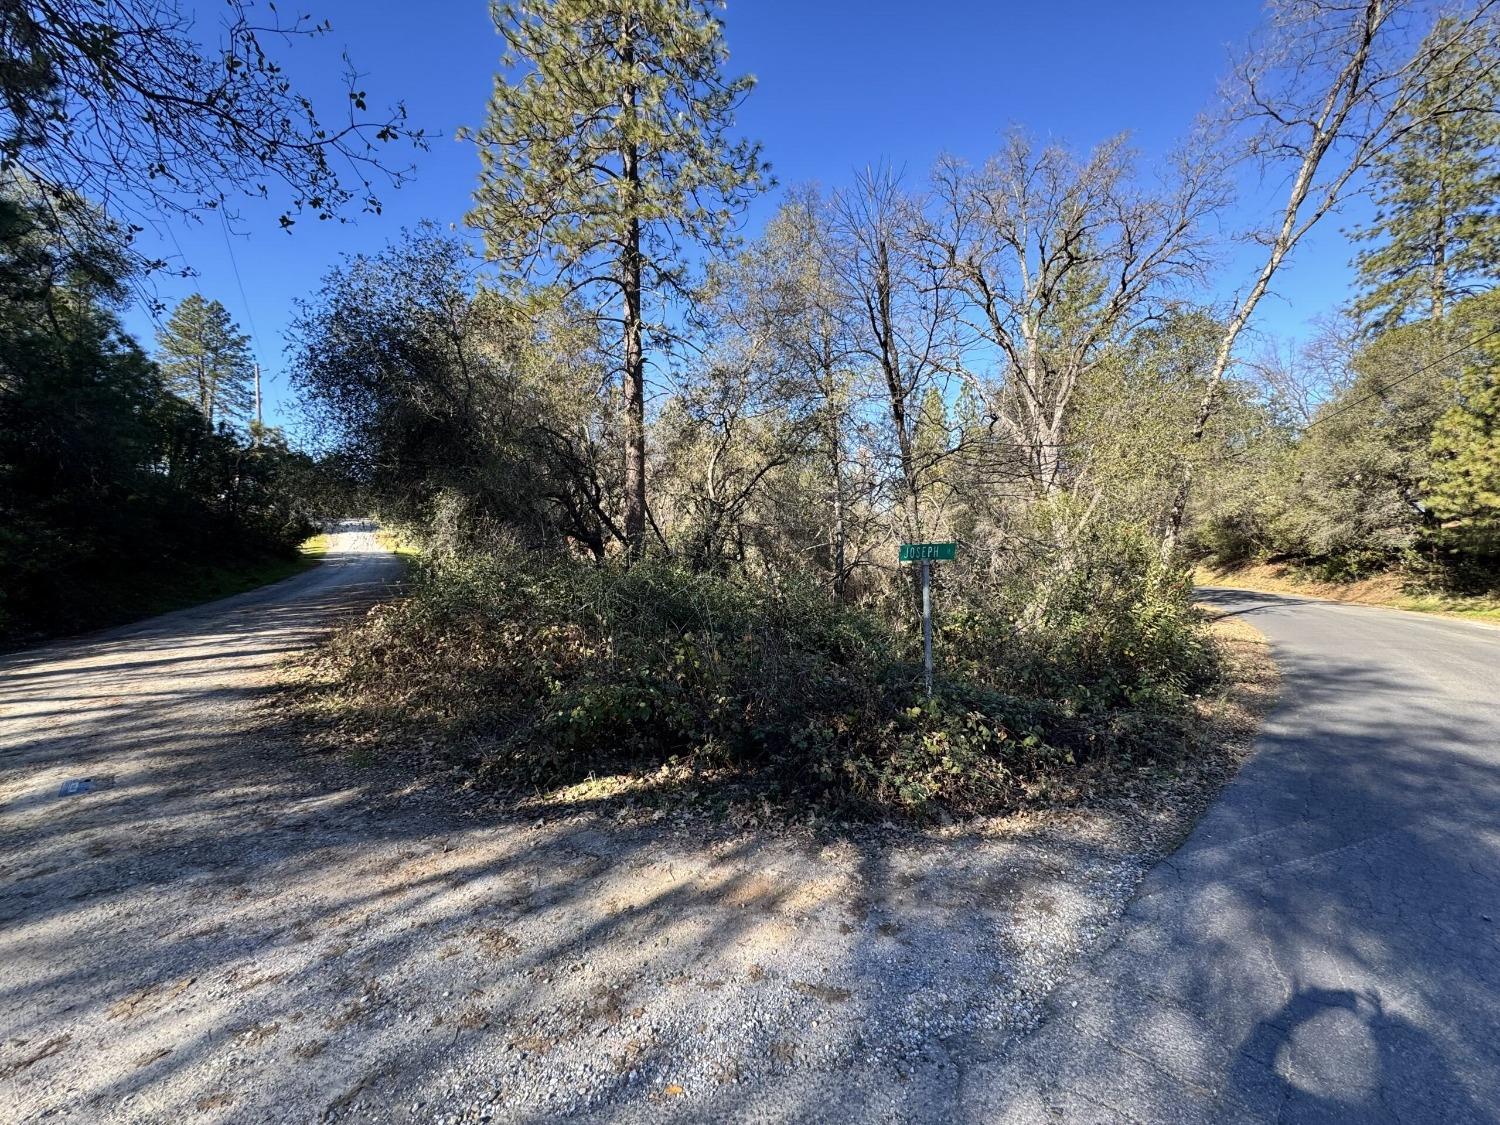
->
[299,533,333,560]
[376,528,420,560]
[1393,592,1500,623]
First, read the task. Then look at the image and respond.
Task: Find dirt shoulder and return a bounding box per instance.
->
[0,584,1274,1123]
[1196,561,1500,624]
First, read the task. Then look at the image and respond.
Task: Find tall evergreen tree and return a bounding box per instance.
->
[1351,15,1500,331]
[1,192,307,642]
[155,294,255,430]
[1425,296,1500,527]
[464,0,766,554]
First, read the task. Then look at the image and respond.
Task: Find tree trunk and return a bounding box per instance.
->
[1432,117,1449,325]
[875,239,922,539]
[828,413,847,599]
[202,362,216,429]
[1162,0,1384,557]
[620,29,647,558]
[622,213,646,556]
[1432,235,1447,325]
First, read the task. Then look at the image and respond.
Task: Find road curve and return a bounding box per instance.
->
[0,519,404,784]
[0,522,404,796]
[0,524,404,1118]
[962,587,1500,1123]
[4,551,1498,1123]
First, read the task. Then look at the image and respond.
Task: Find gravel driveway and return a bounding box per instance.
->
[0,529,1265,1123]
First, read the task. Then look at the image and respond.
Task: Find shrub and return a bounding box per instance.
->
[312,531,1218,819]
[946,514,1216,710]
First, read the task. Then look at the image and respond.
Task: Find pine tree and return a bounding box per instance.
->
[1425,300,1500,526]
[155,294,255,430]
[464,0,766,554]
[1351,16,1500,331]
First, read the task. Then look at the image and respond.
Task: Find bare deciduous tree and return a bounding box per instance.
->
[1161,0,1499,554]
[738,188,866,593]
[928,130,1225,506]
[826,167,960,541]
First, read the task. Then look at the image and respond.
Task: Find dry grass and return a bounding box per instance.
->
[1194,610,1280,765]
[299,533,332,560]
[375,528,421,560]
[1196,562,1500,624]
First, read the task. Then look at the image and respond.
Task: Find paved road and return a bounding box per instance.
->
[6,551,1498,1123]
[0,523,406,1120]
[963,588,1500,1123]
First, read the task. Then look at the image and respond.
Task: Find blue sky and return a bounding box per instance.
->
[121,0,1364,435]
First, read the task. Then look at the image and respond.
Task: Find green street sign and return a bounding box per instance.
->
[899,542,956,563]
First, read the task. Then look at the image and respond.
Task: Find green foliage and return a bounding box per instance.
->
[0,190,311,642]
[326,544,887,788]
[155,294,255,430]
[1423,297,1500,577]
[1426,300,1500,523]
[466,0,767,291]
[1186,440,1296,569]
[1351,15,1500,331]
[1073,308,1235,530]
[1189,298,1500,588]
[947,506,1215,715]
[464,0,769,551]
[316,521,1215,817]
[290,228,622,556]
[1278,323,1448,570]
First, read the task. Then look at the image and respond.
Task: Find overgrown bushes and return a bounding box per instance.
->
[309,531,1218,817]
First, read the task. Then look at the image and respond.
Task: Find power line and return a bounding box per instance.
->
[218,208,262,360]
[1298,323,1500,435]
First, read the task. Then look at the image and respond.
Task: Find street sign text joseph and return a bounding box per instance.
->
[899,542,956,562]
[898,542,957,697]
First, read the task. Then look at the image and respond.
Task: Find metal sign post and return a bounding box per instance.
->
[899,542,956,698]
[921,558,933,697]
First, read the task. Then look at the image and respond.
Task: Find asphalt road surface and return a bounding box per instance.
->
[4,547,1498,1123]
[964,588,1500,1123]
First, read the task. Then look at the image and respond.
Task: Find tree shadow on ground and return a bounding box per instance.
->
[0,557,1198,1124]
[942,588,1500,1123]
[3,580,1494,1123]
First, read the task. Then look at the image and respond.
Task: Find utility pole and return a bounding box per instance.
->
[252,362,262,445]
